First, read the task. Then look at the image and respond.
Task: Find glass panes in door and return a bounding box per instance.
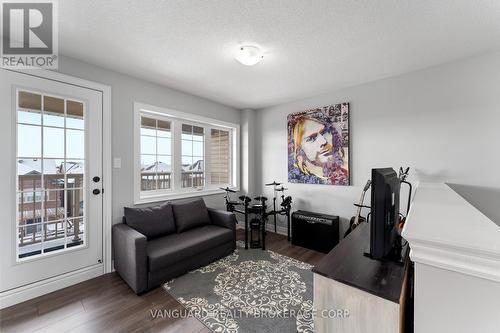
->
[16,90,86,259]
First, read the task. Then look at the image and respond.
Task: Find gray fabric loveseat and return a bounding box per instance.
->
[112,198,236,294]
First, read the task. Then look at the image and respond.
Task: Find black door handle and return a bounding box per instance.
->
[93,189,101,195]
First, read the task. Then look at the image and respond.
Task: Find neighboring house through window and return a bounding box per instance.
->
[134,102,239,203]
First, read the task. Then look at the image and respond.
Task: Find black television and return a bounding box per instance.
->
[369,168,401,260]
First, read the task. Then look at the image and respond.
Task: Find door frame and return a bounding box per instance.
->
[2,68,112,274]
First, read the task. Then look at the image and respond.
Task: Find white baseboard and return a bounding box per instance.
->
[236,221,290,237]
[0,263,103,310]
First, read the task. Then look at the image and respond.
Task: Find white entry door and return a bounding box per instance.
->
[0,69,103,293]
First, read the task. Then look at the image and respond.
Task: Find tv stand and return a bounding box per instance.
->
[313,223,411,333]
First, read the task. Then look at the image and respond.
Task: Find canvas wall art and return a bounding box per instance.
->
[287,103,350,185]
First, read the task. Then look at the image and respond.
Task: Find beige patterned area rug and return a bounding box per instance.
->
[162,241,314,333]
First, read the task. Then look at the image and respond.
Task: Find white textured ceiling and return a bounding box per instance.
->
[59,0,500,109]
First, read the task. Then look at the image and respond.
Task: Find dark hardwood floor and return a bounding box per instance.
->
[0,230,324,333]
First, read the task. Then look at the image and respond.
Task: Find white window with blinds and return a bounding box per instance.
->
[134,102,239,203]
[210,129,231,185]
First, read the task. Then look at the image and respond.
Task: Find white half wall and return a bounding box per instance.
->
[254,50,500,235]
[414,263,500,333]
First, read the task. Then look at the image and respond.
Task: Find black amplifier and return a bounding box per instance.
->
[292,210,339,253]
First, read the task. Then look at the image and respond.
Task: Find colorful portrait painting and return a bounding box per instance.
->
[287,103,350,185]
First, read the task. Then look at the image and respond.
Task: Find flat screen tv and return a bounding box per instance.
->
[369,168,400,260]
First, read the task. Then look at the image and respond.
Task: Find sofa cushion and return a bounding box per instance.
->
[124,202,175,239]
[147,225,233,272]
[171,198,211,233]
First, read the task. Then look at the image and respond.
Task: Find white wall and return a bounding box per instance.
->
[57,56,241,223]
[415,263,500,333]
[254,50,500,235]
[241,109,256,196]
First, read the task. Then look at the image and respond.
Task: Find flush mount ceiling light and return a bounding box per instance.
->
[234,45,264,66]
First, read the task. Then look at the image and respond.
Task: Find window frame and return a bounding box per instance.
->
[134,102,239,204]
[139,114,174,193]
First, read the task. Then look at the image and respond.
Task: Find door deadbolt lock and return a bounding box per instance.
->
[93,176,100,182]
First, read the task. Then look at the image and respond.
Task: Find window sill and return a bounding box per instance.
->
[134,187,238,205]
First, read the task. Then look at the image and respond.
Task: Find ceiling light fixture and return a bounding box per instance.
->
[234,45,264,66]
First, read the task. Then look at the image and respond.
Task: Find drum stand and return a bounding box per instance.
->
[265,182,293,241]
[279,195,293,241]
[221,187,250,249]
[222,188,268,249]
[265,181,281,233]
[252,196,268,250]
[222,186,291,250]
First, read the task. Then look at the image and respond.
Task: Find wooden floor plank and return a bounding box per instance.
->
[0,230,324,333]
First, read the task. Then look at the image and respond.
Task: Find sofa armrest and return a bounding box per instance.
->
[208,208,237,250]
[112,223,148,294]
[207,208,236,230]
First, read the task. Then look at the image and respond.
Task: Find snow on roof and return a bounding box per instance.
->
[141,161,172,173]
[141,159,203,173]
[17,159,84,175]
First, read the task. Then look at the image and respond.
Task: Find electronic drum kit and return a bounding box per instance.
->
[220,181,292,250]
